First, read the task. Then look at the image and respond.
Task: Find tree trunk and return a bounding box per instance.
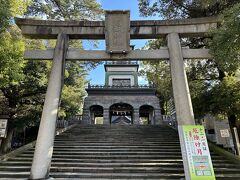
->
[160,100,165,115]
[228,114,239,136]
[0,127,14,154]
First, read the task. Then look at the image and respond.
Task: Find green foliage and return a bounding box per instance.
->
[0,0,102,121]
[95,117,103,124]
[192,74,240,121]
[0,0,31,31]
[140,60,172,114]
[0,0,11,31]
[0,37,50,128]
[22,0,104,120]
[139,0,240,123]
[0,36,45,127]
[59,61,87,118]
[138,0,239,19]
[209,75,240,118]
[0,26,25,88]
[26,0,103,20]
[210,3,240,73]
[0,0,103,153]
[140,39,171,114]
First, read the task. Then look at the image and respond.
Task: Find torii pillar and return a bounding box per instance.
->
[168,33,195,125]
[29,34,68,179]
[168,33,215,180]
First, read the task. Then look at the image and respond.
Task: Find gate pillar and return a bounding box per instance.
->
[29,34,69,179]
[133,109,140,125]
[168,33,215,180]
[103,108,110,124]
[167,33,195,125]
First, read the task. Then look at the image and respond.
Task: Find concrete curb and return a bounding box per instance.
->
[0,124,77,161]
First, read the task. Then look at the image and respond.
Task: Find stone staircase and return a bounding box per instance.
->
[1,124,240,179]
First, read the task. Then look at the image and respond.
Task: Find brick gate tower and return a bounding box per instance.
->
[82,59,162,125]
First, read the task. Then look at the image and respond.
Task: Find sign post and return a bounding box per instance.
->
[178,125,215,180]
[233,127,240,156]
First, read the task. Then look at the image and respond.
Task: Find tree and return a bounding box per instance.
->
[0,0,103,154]
[0,0,31,153]
[59,61,87,118]
[139,39,172,114]
[0,0,30,32]
[138,1,240,132]
[26,0,103,20]
[24,0,103,118]
[209,3,240,73]
[206,3,240,134]
[140,61,172,115]
[138,0,239,19]
[0,34,51,153]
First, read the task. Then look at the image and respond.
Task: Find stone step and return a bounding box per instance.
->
[2,161,238,169]
[1,124,240,179]
[1,171,239,179]
[50,172,240,179]
[51,145,182,149]
[6,158,232,165]
[16,154,185,159]
[53,140,180,143]
[0,171,184,179]
[53,142,181,145]
[22,151,183,156]
[0,166,184,173]
[0,162,183,167]
[52,142,181,146]
[22,149,220,158]
[25,149,182,153]
[2,165,240,173]
[54,139,180,142]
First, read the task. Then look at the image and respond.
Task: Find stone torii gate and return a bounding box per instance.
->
[16,11,221,180]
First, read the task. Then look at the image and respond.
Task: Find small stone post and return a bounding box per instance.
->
[103,108,110,124]
[154,109,162,125]
[133,109,140,125]
[29,34,69,179]
[82,108,90,124]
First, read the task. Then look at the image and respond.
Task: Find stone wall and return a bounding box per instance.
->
[82,95,162,125]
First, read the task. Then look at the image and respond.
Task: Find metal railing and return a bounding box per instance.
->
[87,84,156,89]
[105,61,138,65]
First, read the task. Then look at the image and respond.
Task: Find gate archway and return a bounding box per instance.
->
[139,105,155,125]
[109,103,133,124]
[89,105,103,124]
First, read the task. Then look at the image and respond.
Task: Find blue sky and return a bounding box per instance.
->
[85,0,159,85]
